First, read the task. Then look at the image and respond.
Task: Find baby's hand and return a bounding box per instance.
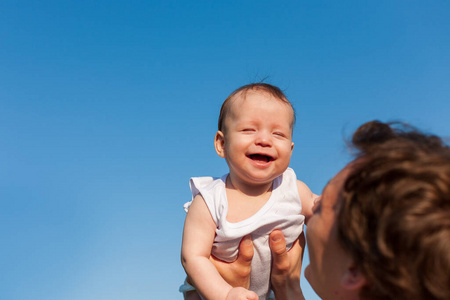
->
[225,287,258,300]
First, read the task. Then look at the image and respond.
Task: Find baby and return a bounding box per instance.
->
[180,83,316,300]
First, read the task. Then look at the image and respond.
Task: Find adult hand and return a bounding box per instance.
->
[210,235,254,289]
[210,231,305,300]
[269,230,305,300]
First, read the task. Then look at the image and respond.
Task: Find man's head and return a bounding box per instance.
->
[306,120,450,300]
[338,120,450,299]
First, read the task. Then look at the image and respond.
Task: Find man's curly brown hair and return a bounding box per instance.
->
[337,121,450,300]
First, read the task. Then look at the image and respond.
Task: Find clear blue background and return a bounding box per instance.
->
[1,1,449,299]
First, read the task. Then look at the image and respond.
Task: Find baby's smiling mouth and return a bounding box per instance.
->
[249,154,273,163]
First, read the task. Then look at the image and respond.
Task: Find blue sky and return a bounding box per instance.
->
[1,1,449,299]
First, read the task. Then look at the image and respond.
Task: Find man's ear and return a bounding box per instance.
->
[341,264,367,291]
[215,131,226,158]
[291,142,294,152]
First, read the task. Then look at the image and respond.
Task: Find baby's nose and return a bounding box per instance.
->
[255,131,272,146]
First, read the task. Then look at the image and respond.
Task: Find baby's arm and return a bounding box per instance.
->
[181,194,258,300]
[297,180,319,225]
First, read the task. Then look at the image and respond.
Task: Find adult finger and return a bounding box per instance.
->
[236,235,254,266]
[269,230,289,273]
[210,235,254,288]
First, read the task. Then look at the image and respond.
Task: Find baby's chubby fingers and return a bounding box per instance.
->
[225,287,258,300]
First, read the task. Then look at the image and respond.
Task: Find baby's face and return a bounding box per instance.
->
[218,91,294,186]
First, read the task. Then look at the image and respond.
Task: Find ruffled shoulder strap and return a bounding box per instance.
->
[183,175,228,225]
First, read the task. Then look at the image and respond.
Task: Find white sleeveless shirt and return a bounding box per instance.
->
[184,168,305,300]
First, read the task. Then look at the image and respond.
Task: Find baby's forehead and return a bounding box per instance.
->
[232,89,272,101]
[229,91,294,119]
[230,90,290,110]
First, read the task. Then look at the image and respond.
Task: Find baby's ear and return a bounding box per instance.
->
[341,264,366,291]
[214,131,226,158]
